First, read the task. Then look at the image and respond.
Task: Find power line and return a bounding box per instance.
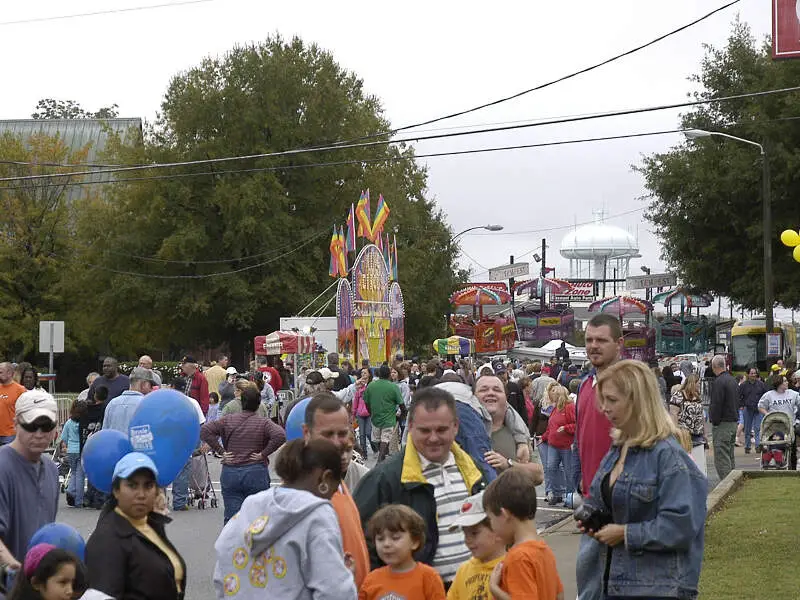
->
[2,82,798,185]
[0,0,216,27]
[327,0,742,144]
[65,229,325,279]
[7,112,800,192]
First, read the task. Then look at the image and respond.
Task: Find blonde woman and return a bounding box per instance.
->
[541,383,575,505]
[670,375,707,476]
[575,360,706,600]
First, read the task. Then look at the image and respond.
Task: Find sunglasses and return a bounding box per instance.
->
[19,420,57,433]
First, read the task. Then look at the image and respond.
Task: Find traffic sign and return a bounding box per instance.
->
[489,262,529,281]
[625,273,676,290]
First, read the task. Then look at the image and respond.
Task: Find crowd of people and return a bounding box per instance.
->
[12,311,798,598]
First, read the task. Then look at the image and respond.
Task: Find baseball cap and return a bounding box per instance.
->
[448,491,488,531]
[305,371,325,385]
[318,367,336,380]
[494,364,507,375]
[226,367,238,375]
[181,355,197,364]
[16,390,58,425]
[771,364,781,372]
[113,452,159,481]
[130,367,157,384]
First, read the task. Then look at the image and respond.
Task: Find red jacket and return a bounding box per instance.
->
[187,370,209,415]
[542,403,576,450]
[576,375,613,497]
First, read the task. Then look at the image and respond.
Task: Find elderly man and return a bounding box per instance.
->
[301,393,370,589]
[710,354,739,481]
[137,355,162,386]
[354,387,485,586]
[102,367,156,434]
[474,374,543,485]
[87,357,130,406]
[0,390,59,571]
[0,362,26,446]
[77,372,100,402]
[181,355,209,415]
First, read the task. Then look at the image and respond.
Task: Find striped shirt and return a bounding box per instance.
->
[420,452,471,583]
[200,411,285,467]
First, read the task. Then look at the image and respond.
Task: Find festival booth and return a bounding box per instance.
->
[254,330,315,410]
[330,190,405,366]
[448,284,516,354]
[588,295,657,362]
[651,288,715,356]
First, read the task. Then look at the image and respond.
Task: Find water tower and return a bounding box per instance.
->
[560,209,640,280]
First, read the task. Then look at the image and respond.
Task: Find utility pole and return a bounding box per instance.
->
[540,239,546,310]
[509,255,516,313]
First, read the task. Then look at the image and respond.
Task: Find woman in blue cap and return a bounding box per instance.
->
[85,453,186,600]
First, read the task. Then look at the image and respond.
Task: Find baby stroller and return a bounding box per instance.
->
[759,411,796,470]
[52,446,71,493]
[188,450,218,509]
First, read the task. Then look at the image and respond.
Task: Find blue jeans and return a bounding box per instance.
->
[577,534,604,600]
[0,435,14,445]
[742,408,762,449]
[66,453,85,507]
[545,446,574,497]
[539,443,565,496]
[172,456,192,510]
[356,416,372,457]
[220,463,270,523]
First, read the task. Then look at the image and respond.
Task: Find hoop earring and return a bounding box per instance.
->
[318,482,330,496]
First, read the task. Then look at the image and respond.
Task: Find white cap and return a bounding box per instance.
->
[226,367,238,375]
[16,390,57,425]
[448,491,488,531]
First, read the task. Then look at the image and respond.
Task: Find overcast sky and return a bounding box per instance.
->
[0,0,778,315]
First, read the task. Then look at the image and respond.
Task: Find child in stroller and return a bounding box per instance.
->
[759,411,795,470]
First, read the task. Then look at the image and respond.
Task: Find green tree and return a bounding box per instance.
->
[637,19,800,310]
[69,36,461,358]
[0,132,91,358]
[31,99,119,119]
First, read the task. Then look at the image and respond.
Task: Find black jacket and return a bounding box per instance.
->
[86,508,186,600]
[739,379,768,410]
[353,440,485,570]
[710,371,739,425]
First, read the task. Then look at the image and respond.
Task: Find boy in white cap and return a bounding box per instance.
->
[446,491,507,600]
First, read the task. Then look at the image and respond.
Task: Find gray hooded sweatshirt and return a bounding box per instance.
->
[213,487,357,600]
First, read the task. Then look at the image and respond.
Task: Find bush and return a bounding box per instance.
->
[118,361,183,384]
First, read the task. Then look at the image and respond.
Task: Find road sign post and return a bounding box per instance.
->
[39,321,64,394]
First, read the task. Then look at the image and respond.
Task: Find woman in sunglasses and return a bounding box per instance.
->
[0,390,60,573]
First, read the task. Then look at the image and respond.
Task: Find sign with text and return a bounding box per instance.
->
[552,280,597,302]
[625,273,677,290]
[489,262,529,281]
[38,321,65,354]
[773,0,800,59]
[767,332,782,357]
[516,309,575,342]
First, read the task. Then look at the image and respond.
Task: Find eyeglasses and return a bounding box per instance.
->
[19,420,57,433]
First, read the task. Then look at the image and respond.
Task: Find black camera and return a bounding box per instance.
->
[573,504,613,532]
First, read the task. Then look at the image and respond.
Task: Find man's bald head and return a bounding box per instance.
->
[0,362,12,384]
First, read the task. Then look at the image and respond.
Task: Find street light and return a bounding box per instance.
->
[451,224,504,242]
[640,265,651,274]
[683,128,773,333]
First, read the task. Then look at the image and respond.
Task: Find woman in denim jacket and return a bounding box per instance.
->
[577,360,706,600]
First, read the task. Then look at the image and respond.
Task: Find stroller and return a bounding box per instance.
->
[759,411,796,470]
[188,450,218,509]
[52,446,71,493]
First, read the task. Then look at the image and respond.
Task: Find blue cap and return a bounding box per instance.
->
[113,452,159,481]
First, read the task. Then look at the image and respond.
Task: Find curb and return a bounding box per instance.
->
[706,469,800,517]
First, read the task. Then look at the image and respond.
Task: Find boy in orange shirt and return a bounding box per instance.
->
[483,467,564,600]
[359,504,446,600]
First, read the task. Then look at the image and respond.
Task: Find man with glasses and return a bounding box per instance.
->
[0,390,59,573]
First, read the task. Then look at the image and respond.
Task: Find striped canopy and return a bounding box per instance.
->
[651,288,714,308]
[450,285,512,306]
[513,277,573,296]
[254,331,315,356]
[588,295,653,316]
[432,336,475,355]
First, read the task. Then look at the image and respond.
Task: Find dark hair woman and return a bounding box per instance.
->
[201,386,286,523]
[213,439,356,599]
[85,453,187,600]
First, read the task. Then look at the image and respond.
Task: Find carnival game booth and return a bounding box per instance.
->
[588,295,656,362]
[449,284,517,354]
[254,331,315,420]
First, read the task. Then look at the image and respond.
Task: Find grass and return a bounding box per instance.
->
[700,477,800,599]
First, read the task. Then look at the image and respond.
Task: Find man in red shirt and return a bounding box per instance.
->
[575,313,622,600]
[257,357,282,396]
[0,363,26,445]
[181,356,209,415]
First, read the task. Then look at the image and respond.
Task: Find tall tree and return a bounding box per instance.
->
[69,36,461,357]
[31,99,119,119]
[637,19,800,311]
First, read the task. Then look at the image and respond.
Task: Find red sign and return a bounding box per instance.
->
[773,0,800,59]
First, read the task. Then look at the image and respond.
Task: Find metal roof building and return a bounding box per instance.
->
[0,118,143,202]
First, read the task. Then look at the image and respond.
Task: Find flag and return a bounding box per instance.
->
[382,233,390,270]
[329,226,338,277]
[356,190,372,239]
[387,237,394,280]
[337,225,349,277]
[346,203,356,252]
[370,194,390,241]
[393,234,399,280]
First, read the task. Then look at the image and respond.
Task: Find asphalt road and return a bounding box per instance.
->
[56,451,569,600]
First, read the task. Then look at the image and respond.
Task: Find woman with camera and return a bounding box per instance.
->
[575,360,706,600]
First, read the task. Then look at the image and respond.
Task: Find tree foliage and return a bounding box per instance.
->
[31,99,119,120]
[67,36,461,359]
[637,19,800,310]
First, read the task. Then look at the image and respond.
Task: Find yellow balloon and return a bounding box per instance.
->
[794,245,800,263]
[781,229,800,247]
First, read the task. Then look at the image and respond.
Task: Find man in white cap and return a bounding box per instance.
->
[0,390,59,571]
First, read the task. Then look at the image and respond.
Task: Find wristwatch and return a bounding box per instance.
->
[507,458,514,467]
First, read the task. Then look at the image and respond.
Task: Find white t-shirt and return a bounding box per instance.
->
[758,389,800,421]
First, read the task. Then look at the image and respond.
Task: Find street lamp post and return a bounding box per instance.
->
[684,129,773,334]
[451,224,504,242]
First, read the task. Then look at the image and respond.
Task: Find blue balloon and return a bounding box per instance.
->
[81,429,133,493]
[285,397,312,441]
[29,523,86,561]
[128,389,200,486]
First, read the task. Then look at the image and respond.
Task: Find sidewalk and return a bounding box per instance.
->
[544,442,764,596]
